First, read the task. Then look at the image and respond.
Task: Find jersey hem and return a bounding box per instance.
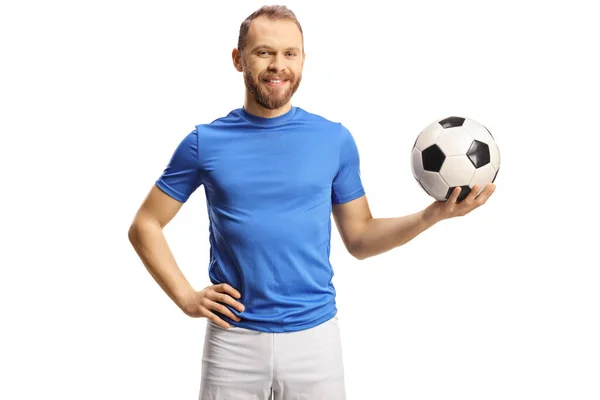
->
[226,307,338,333]
[332,187,366,204]
[155,180,187,203]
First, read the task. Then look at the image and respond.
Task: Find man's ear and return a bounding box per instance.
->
[232,48,243,72]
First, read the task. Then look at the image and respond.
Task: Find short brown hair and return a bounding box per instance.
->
[237,5,304,53]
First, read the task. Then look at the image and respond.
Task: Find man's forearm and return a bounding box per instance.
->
[351,209,439,260]
[128,220,195,309]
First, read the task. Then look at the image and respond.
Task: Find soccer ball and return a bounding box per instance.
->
[411,116,500,202]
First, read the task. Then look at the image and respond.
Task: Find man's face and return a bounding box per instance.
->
[241,17,304,110]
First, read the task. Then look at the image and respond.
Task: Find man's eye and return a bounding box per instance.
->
[286,52,296,57]
[258,51,270,56]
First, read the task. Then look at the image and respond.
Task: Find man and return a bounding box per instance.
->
[128,5,495,400]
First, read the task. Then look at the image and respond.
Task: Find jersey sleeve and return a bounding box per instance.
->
[332,124,366,204]
[155,129,203,203]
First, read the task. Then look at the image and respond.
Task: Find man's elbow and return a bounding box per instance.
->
[128,215,159,244]
[348,243,369,261]
[128,221,141,245]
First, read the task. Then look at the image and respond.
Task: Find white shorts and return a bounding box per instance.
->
[199,315,346,400]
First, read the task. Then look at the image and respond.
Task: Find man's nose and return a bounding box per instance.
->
[268,54,286,72]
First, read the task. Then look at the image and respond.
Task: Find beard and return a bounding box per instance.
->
[243,64,302,110]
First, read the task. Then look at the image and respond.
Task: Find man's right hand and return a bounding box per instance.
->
[180,283,245,329]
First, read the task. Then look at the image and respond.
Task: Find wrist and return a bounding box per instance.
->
[421,205,442,228]
[175,286,196,310]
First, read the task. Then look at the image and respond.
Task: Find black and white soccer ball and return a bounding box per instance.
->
[411,116,500,202]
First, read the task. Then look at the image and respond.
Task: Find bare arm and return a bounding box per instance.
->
[127,184,195,310]
[332,184,495,260]
[332,195,436,260]
[128,184,245,328]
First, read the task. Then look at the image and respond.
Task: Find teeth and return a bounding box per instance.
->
[268,79,282,83]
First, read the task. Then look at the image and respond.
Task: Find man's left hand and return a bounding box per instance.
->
[424,183,496,223]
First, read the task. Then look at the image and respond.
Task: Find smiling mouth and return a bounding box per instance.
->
[263,79,288,87]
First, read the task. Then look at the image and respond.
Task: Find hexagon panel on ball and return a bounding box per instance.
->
[414,121,444,152]
[411,147,424,181]
[462,118,494,146]
[419,171,449,202]
[436,126,475,157]
[439,155,476,188]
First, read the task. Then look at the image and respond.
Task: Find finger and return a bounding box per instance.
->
[447,186,461,203]
[203,309,231,329]
[207,300,242,322]
[465,184,480,203]
[475,183,496,203]
[213,292,246,313]
[213,283,241,299]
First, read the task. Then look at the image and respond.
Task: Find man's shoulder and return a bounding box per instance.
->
[194,108,244,131]
[294,107,344,129]
[294,106,338,123]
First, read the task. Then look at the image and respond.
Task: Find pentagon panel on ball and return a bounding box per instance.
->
[411,116,500,202]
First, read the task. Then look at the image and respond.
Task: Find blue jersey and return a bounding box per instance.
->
[156,106,365,332]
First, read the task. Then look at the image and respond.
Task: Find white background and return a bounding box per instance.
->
[1,0,599,399]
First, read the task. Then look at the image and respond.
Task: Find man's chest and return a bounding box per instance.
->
[201,134,339,209]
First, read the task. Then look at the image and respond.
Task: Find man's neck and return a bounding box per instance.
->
[244,98,292,119]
